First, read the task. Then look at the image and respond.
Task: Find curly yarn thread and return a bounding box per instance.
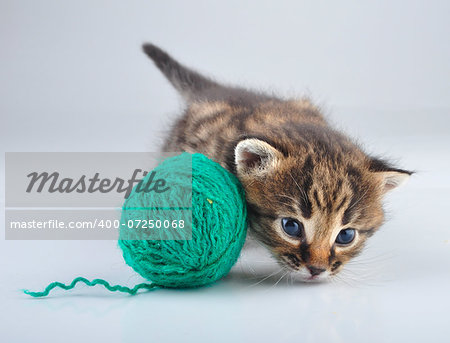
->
[23,277,157,297]
[24,153,248,296]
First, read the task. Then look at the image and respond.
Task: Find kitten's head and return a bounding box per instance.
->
[234,127,411,282]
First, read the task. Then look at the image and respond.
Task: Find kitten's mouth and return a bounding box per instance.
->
[301,274,329,283]
[277,256,330,282]
[289,266,330,283]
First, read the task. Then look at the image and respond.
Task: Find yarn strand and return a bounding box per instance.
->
[23,277,157,297]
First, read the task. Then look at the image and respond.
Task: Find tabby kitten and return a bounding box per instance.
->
[143,43,412,282]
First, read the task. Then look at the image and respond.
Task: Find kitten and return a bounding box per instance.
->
[142,43,412,282]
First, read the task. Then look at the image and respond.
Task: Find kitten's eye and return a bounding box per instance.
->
[335,229,356,245]
[281,218,304,238]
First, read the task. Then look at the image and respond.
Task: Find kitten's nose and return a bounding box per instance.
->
[307,265,326,276]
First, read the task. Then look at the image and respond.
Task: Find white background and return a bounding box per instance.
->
[1,1,449,342]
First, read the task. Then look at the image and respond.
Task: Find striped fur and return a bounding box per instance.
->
[143,44,412,280]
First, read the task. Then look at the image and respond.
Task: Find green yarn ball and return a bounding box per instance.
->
[119,153,248,288]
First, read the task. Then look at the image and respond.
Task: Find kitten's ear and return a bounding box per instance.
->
[369,158,413,193]
[235,138,283,177]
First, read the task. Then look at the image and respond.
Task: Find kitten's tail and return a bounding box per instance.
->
[142,43,221,102]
